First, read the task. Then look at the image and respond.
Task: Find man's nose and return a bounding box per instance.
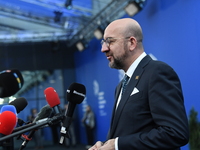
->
[101,43,109,53]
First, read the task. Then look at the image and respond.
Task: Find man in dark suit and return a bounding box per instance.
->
[89,18,189,150]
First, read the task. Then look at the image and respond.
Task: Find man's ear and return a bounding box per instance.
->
[129,36,137,51]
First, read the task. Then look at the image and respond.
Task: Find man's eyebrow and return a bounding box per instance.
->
[104,37,113,40]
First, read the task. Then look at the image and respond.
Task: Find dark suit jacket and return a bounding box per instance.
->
[108,55,189,150]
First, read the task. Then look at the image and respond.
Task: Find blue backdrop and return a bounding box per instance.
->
[1,1,199,150]
[74,0,200,150]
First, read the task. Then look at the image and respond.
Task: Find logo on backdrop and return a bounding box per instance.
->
[93,80,107,116]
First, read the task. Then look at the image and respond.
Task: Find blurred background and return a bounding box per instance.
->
[0,0,200,150]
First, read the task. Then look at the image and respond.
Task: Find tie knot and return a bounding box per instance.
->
[123,74,129,83]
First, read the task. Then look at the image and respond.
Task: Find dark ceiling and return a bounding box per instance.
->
[0,0,130,45]
[0,0,96,42]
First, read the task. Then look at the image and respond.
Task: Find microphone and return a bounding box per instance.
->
[59,83,86,144]
[9,97,28,127]
[0,105,17,128]
[44,87,62,115]
[34,104,53,122]
[0,111,17,136]
[19,105,53,150]
[0,105,18,149]
[14,105,53,133]
[9,97,28,114]
[0,111,17,149]
[0,69,24,98]
[0,105,17,115]
[19,98,62,150]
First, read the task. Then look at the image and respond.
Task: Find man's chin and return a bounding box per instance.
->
[109,62,117,69]
[109,62,123,70]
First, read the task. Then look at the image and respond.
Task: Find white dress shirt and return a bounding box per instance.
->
[114,52,147,150]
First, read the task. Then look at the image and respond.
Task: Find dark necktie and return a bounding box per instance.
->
[121,74,129,95]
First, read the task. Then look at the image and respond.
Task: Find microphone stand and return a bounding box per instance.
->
[0,114,64,147]
[59,116,72,144]
[13,118,48,133]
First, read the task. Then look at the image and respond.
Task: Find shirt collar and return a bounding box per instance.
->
[126,52,147,78]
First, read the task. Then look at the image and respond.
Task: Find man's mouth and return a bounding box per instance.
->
[106,54,112,61]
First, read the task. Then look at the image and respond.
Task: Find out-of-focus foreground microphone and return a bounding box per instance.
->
[44,87,62,115]
[0,111,17,137]
[19,105,53,150]
[0,106,17,149]
[0,105,17,115]
[59,83,86,144]
[0,105,17,129]
[0,69,24,98]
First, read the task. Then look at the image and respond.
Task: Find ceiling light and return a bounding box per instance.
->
[94,27,104,40]
[76,41,85,52]
[124,0,146,17]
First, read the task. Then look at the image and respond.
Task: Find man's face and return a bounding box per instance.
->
[101,26,129,70]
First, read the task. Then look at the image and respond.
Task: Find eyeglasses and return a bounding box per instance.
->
[101,37,130,48]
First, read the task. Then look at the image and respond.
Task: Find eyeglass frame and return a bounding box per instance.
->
[101,37,131,48]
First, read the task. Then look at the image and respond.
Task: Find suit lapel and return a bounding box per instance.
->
[109,81,122,132]
[109,55,152,138]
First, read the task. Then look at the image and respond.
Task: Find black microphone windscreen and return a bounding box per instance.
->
[0,69,24,98]
[9,97,28,114]
[66,83,86,104]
